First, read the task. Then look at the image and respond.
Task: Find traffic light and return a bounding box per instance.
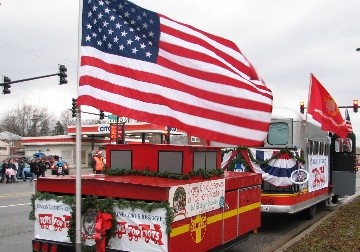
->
[99,110,105,120]
[59,65,68,85]
[3,76,11,94]
[353,99,358,113]
[300,101,305,114]
[71,98,77,118]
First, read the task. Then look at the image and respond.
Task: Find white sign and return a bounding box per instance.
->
[34,199,72,243]
[308,155,329,192]
[168,178,225,222]
[109,206,168,252]
[82,206,168,252]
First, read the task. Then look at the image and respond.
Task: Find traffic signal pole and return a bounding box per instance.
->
[0,73,59,85]
[0,65,68,92]
[300,101,359,114]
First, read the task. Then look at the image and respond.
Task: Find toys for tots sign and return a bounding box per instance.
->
[83,206,168,252]
[169,178,225,221]
[34,199,72,242]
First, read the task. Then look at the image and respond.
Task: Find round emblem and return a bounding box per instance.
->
[83,208,98,238]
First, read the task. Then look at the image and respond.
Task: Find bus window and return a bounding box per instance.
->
[335,138,342,152]
[313,141,319,155]
[319,142,324,155]
[334,138,352,153]
[307,140,313,155]
[325,143,330,156]
[267,122,289,145]
[343,138,352,152]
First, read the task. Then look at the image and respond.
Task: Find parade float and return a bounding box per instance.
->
[31,144,262,252]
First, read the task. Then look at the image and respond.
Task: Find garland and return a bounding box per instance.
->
[105,168,224,180]
[223,146,306,171]
[30,192,175,251]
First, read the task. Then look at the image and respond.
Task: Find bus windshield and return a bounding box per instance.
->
[267,122,289,145]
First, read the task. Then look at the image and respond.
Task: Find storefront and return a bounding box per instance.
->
[21,122,186,168]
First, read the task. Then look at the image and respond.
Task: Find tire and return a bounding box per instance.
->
[332,195,339,204]
[304,205,317,219]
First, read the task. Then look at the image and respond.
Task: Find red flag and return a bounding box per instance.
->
[77,0,273,146]
[307,74,349,138]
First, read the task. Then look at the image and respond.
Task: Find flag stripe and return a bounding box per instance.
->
[159,17,272,95]
[79,73,270,131]
[159,15,249,68]
[157,45,272,100]
[81,48,272,114]
[160,26,252,81]
[77,93,267,146]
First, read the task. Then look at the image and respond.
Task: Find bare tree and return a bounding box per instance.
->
[60,109,74,134]
[0,102,55,137]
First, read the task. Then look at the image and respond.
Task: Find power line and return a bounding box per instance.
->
[0,40,77,67]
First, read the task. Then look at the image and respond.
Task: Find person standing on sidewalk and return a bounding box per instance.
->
[1,159,9,183]
[38,158,47,177]
[29,158,38,182]
[91,150,104,174]
[17,158,26,181]
[8,159,18,183]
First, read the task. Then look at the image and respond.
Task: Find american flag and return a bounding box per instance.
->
[345,108,353,132]
[78,0,273,146]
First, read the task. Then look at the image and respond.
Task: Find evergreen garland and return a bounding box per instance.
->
[105,167,224,180]
[29,192,175,250]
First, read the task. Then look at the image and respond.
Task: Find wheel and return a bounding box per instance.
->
[332,195,339,204]
[303,205,317,219]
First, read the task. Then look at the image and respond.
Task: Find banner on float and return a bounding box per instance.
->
[308,155,329,192]
[34,199,72,242]
[109,206,168,252]
[168,178,225,222]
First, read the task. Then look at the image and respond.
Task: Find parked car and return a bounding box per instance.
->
[50,159,70,175]
[32,153,60,170]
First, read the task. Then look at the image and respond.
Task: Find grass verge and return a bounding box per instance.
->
[284,195,360,252]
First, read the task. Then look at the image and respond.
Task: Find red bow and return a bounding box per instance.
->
[95,211,113,252]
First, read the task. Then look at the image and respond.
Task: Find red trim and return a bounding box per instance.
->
[21,138,107,144]
[67,123,186,134]
[261,187,330,206]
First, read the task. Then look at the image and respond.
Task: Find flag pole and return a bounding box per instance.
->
[305,73,313,123]
[75,0,83,251]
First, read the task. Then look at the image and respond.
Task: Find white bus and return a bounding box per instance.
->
[221,107,356,218]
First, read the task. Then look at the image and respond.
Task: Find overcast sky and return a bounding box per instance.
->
[1,0,359,145]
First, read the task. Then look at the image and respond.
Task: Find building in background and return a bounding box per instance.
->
[0,131,23,159]
[21,122,187,168]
